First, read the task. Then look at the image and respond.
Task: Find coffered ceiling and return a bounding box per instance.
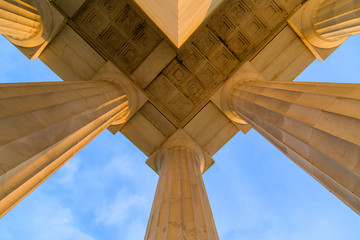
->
[48,0,304,156]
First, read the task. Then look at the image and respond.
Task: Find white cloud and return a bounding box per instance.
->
[1,190,94,240]
[53,157,81,187]
[100,155,137,179]
[95,190,148,226]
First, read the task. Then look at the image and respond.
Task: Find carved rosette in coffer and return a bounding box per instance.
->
[145,0,292,123]
[74,0,163,73]
[74,0,301,125]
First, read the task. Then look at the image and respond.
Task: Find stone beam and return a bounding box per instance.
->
[221,76,360,214]
[145,130,218,239]
[0,80,132,217]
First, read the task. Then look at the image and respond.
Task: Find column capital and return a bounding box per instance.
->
[288,0,360,60]
[91,62,148,125]
[300,0,348,49]
[0,0,65,59]
[3,0,49,47]
[146,130,215,174]
[218,62,265,124]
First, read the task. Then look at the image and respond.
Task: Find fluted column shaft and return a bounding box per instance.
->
[313,0,360,40]
[0,0,42,44]
[145,147,218,240]
[0,80,130,217]
[228,80,360,214]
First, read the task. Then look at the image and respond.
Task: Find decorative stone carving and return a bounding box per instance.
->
[146,0,293,124]
[205,0,287,60]
[71,0,301,126]
[147,73,193,122]
[74,0,163,74]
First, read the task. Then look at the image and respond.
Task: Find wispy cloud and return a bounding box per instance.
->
[95,190,148,225]
[1,190,94,240]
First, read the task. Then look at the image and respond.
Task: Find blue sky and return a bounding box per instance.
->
[0,34,359,239]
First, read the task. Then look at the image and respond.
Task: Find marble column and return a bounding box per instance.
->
[302,0,360,48]
[0,0,51,47]
[222,79,360,214]
[145,146,218,240]
[0,80,130,217]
